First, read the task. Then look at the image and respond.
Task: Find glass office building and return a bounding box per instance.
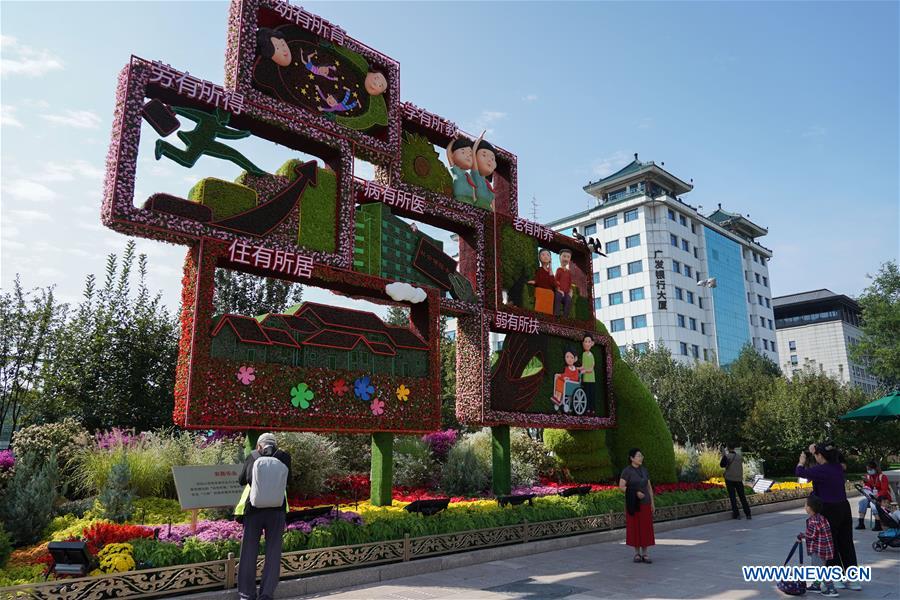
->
[704,227,750,365]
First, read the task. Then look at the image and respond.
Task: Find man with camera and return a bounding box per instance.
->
[721,444,751,520]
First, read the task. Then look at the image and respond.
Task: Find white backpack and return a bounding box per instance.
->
[249,449,288,509]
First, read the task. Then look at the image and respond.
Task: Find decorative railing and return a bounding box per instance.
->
[0,488,815,600]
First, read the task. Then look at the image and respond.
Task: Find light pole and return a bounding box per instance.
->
[697,277,719,367]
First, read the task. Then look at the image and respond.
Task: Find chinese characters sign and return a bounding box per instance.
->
[494,311,540,334]
[402,102,457,138]
[225,239,314,279]
[513,216,554,243]
[172,464,244,509]
[359,179,426,214]
[150,61,245,114]
[654,250,667,310]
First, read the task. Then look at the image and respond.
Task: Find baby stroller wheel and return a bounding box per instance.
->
[872,540,885,552]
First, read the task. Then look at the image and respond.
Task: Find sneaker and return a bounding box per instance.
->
[821,588,840,598]
[834,581,847,590]
[808,582,822,593]
[846,582,861,591]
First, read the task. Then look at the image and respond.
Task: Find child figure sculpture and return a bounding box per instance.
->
[446,137,477,206]
[551,349,580,413]
[471,137,497,211]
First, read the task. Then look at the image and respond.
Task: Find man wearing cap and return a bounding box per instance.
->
[235,432,292,600]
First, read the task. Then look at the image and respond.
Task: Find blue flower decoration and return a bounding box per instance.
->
[353,376,375,402]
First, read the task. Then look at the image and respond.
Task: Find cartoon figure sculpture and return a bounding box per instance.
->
[528,248,557,314]
[364,71,388,96]
[552,348,580,413]
[257,28,292,67]
[154,106,266,176]
[300,49,338,81]
[579,334,596,413]
[554,248,574,317]
[471,136,497,211]
[446,137,477,205]
[315,86,359,113]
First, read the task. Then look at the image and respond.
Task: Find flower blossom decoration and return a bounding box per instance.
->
[290,383,314,409]
[332,378,349,396]
[395,384,410,402]
[370,398,385,416]
[236,366,256,385]
[353,376,375,402]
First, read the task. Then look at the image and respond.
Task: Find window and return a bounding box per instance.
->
[624,208,639,222]
[745,270,751,281]
[700,322,706,334]
[610,318,625,332]
[753,253,759,263]
[698,297,704,309]
[750,315,757,327]
[769,319,774,330]
[680,342,689,355]
[606,239,620,253]
[679,215,687,226]
[689,317,697,331]
[670,234,678,247]
[668,209,676,221]
[627,260,643,274]
[609,292,623,305]
[632,314,647,329]
[765,298,771,308]
[682,239,690,252]
[789,340,796,351]
[684,265,692,278]
[747,292,753,303]
[763,276,768,287]
[686,291,694,304]
[677,314,686,328]
[692,344,700,359]
[755,273,761,284]
[634,342,649,354]
[594,297,602,311]
[672,260,681,274]
[625,234,641,248]
[703,348,709,361]
[629,287,645,301]
[607,266,621,279]
[604,215,618,228]
[446,330,456,341]
[584,223,597,236]
[691,223,697,234]
[593,272,600,284]
[674,287,683,300]
[757,294,764,305]
[763,339,769,350]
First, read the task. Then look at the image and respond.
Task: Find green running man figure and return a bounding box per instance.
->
[154,106,266,176]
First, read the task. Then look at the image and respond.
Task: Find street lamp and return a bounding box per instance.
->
[697,278,719,366]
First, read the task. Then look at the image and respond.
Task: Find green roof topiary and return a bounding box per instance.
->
[188,177,258,220]
[400,132,452,195]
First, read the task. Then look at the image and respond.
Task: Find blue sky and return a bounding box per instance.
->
[2,1,898,314]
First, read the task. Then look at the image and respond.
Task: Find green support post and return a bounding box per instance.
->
[370,432,393,506]
[492,425,511,496]
[244,431,260,456]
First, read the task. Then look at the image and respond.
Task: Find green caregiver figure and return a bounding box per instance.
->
[154,106,266,176]
[579,333,597,413]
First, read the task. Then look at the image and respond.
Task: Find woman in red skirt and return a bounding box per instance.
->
[619,447,655,563]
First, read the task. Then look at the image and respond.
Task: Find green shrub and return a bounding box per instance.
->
[181,538,220,564]
[393,436,438,488]
[678,443,700,482]
[543,429,613,482]
[326,434,371,474]
[98,457,135,523]
[0,525,12,568]
[511,429,558,478]
[11,418,89,496]
[188,177,257,220]
[441,433,490,495]
[602,319,678,483]
[275,432,340,497]
[130,538,183,568]
[499,225,538,308]
[276,161,338,253]
[697,445,725,481]
[0,564,46,586]
[400,132,452,195]
[132,497,190,525]
[673,444,689,475]
[1,451,59,546]
[55,496,97,518]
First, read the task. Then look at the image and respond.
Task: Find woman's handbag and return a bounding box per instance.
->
[776,541,807,596]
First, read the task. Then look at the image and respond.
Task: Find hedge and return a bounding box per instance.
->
[187,178,257,220]
[543,429,613,482]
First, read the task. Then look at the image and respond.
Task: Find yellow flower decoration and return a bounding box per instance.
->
[396,384,410,402]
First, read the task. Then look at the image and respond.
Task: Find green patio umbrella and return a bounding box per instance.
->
[839,390,900,423]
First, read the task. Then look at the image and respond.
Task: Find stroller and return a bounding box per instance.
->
[854,483,900,552]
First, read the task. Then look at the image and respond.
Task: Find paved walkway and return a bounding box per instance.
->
[290,505,899,599]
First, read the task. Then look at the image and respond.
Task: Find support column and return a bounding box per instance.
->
[492,425,511,496]
[370,432,393,506]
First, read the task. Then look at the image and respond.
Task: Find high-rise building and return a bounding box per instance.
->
[547,154,777,366]
[773,290,880,392]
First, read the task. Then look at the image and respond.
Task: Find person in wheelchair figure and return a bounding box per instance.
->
[552,348,590,415]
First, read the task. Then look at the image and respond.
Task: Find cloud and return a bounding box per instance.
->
[802,125,826,139]
[2,178,58,202]
[0,35,64,77]
[40,109,101,129]
[0,105,22,127]
[590,150,631,178]
[8,209,51,222]
[522,94,538,102]
[473,110,507,135]
[638,117,653,130]
[43,159,105,181]
[385,282,427,304]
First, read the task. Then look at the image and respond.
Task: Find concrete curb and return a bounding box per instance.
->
[183,496,812,600]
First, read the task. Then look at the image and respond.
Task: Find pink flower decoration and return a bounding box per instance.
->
[332,378,349,396]
[370,398,385,416]
[236,366,256,385]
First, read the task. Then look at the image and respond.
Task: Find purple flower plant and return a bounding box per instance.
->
[422,430,458,460]
[94,428,147,450]
[0,449,14,471]
[158,511,363,545]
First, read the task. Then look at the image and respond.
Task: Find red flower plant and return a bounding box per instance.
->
[81,522,154,555]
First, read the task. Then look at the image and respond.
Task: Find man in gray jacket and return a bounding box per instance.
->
[722,444,751,520]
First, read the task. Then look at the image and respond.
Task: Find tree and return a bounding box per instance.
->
[850,260,900,388]
[439,317,460,430]
[0,277,64,435]
[39,241,179,430]
[384,306,409,326]
[0,450,58,546]
[213,270,303,316]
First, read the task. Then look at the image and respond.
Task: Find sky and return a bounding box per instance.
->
[2,1,898,316]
